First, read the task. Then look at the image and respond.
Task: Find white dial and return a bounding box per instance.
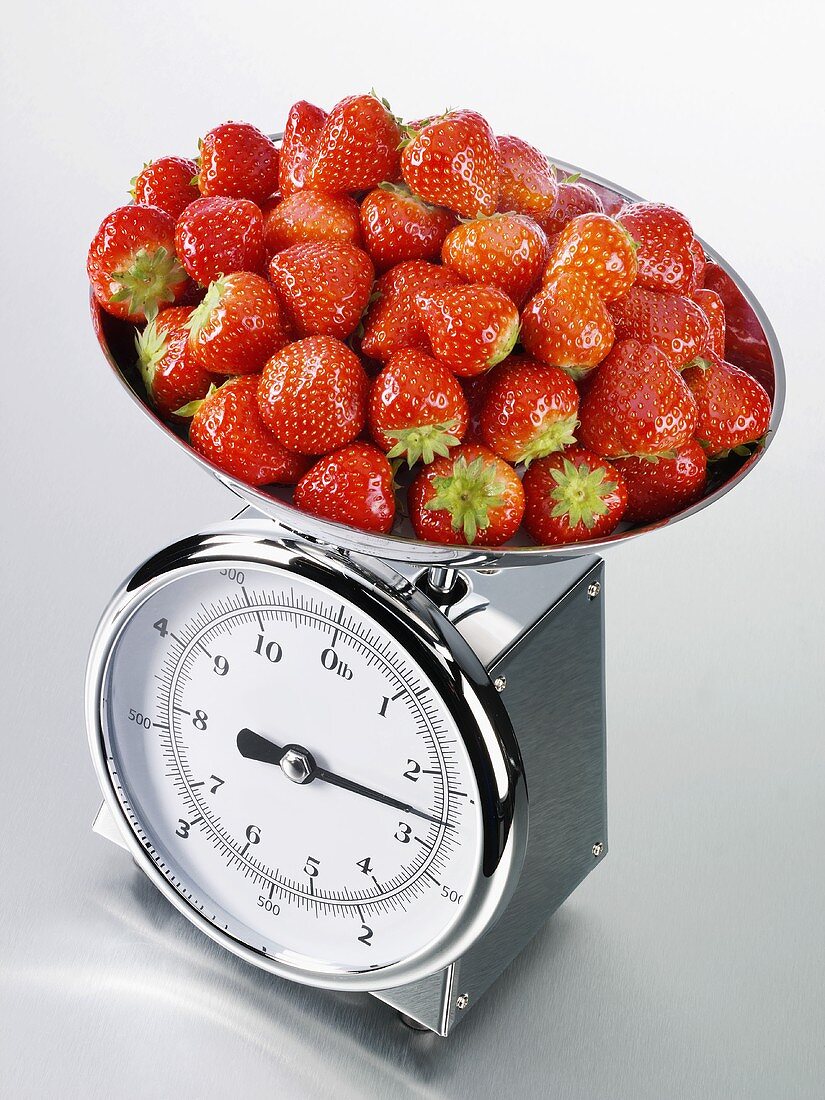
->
[98,559,486,983]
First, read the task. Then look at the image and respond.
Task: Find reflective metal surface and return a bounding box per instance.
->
[91,159,786,569]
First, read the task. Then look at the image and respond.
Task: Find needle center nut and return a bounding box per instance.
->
[280,745,316,785]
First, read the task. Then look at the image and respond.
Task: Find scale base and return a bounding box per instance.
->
[92,546,607,1038]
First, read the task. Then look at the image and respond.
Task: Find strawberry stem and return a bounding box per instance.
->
[425,454,506,543]
[174,382,219,420]
[109,245,187,321]
[516,415,578,467]
[684,356,714,373]
[385,420,462,466]
[547,458,617,530]
[186,276,226,342]
[134,317,168,397]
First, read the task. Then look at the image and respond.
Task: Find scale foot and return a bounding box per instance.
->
[397,1012,431,1033]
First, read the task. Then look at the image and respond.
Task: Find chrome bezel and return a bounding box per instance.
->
[86,522,527,991]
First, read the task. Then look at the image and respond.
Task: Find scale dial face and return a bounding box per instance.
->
[91,544,520,990]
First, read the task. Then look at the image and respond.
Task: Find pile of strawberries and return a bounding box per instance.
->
[87,93,773,547]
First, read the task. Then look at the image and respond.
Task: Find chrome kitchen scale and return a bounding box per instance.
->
[87,163,783,1036]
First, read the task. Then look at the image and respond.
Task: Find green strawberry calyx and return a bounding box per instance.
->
[397,111,445,151]
[368,88,403,129]
[559,362,596,383]
[618,223,640,253]
[186,276,227,342]
[109,245,188,322]
[128,161,151,201]
[488,316,521,369]
[425,454,506,544]
[683,356,714,374]
[699,434,768,461]
[548,458,618,530]
[377,181,444,213]
[174,383,219,420]
[134,317,169,396]
[190,140,203,184]
[385,420,462,467]
[516,414,578,467]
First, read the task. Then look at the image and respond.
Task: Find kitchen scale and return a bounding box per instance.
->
[86,161,784,1037]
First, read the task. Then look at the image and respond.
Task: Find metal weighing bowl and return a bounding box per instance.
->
[91,157,785,569]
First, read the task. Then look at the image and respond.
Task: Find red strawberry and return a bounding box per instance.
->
[613,441,707,523]
[131,157,199,220]
[135,306,211,419]
[616,202,697,294]
[687,238,706,293]
[693,288,726,357]
[416,284,520,377]
[263,191,362,255]
[183,375,310,486]
[401,110,500,218]
[279,100,327,196]
[359,184,457,272]
[577,339,698,457]
[175,196,265,285]
[257,336,368,454]
[185,272,290,376]
[534,177,604,237]
[546,213,638,301]
[496,135,557,216]
[461,373,493,444]
[521,270,615,379]
[442,212,550,307]
[702,262,773,372]
[479,355,579,464]
[306,94,401,193]
[87,205,190,322]
[360,260,460,362]
[682,353,772,456]
[268,241,374,340]
[522,448,627,544]
[409,444,524,546]
[589,183,626,217]
[197,122,280,204]
[368,349,469,465]
[295,442,395,533]
[609,285,710,370]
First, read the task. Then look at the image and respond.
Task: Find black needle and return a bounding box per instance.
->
[311,766,443,826]
[236,728,446,827]
[237,727,286,766]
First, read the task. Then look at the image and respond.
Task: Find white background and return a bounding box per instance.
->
[2,2,824,1097]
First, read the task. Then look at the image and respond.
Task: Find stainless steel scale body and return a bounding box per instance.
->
[87,160,783,1036]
